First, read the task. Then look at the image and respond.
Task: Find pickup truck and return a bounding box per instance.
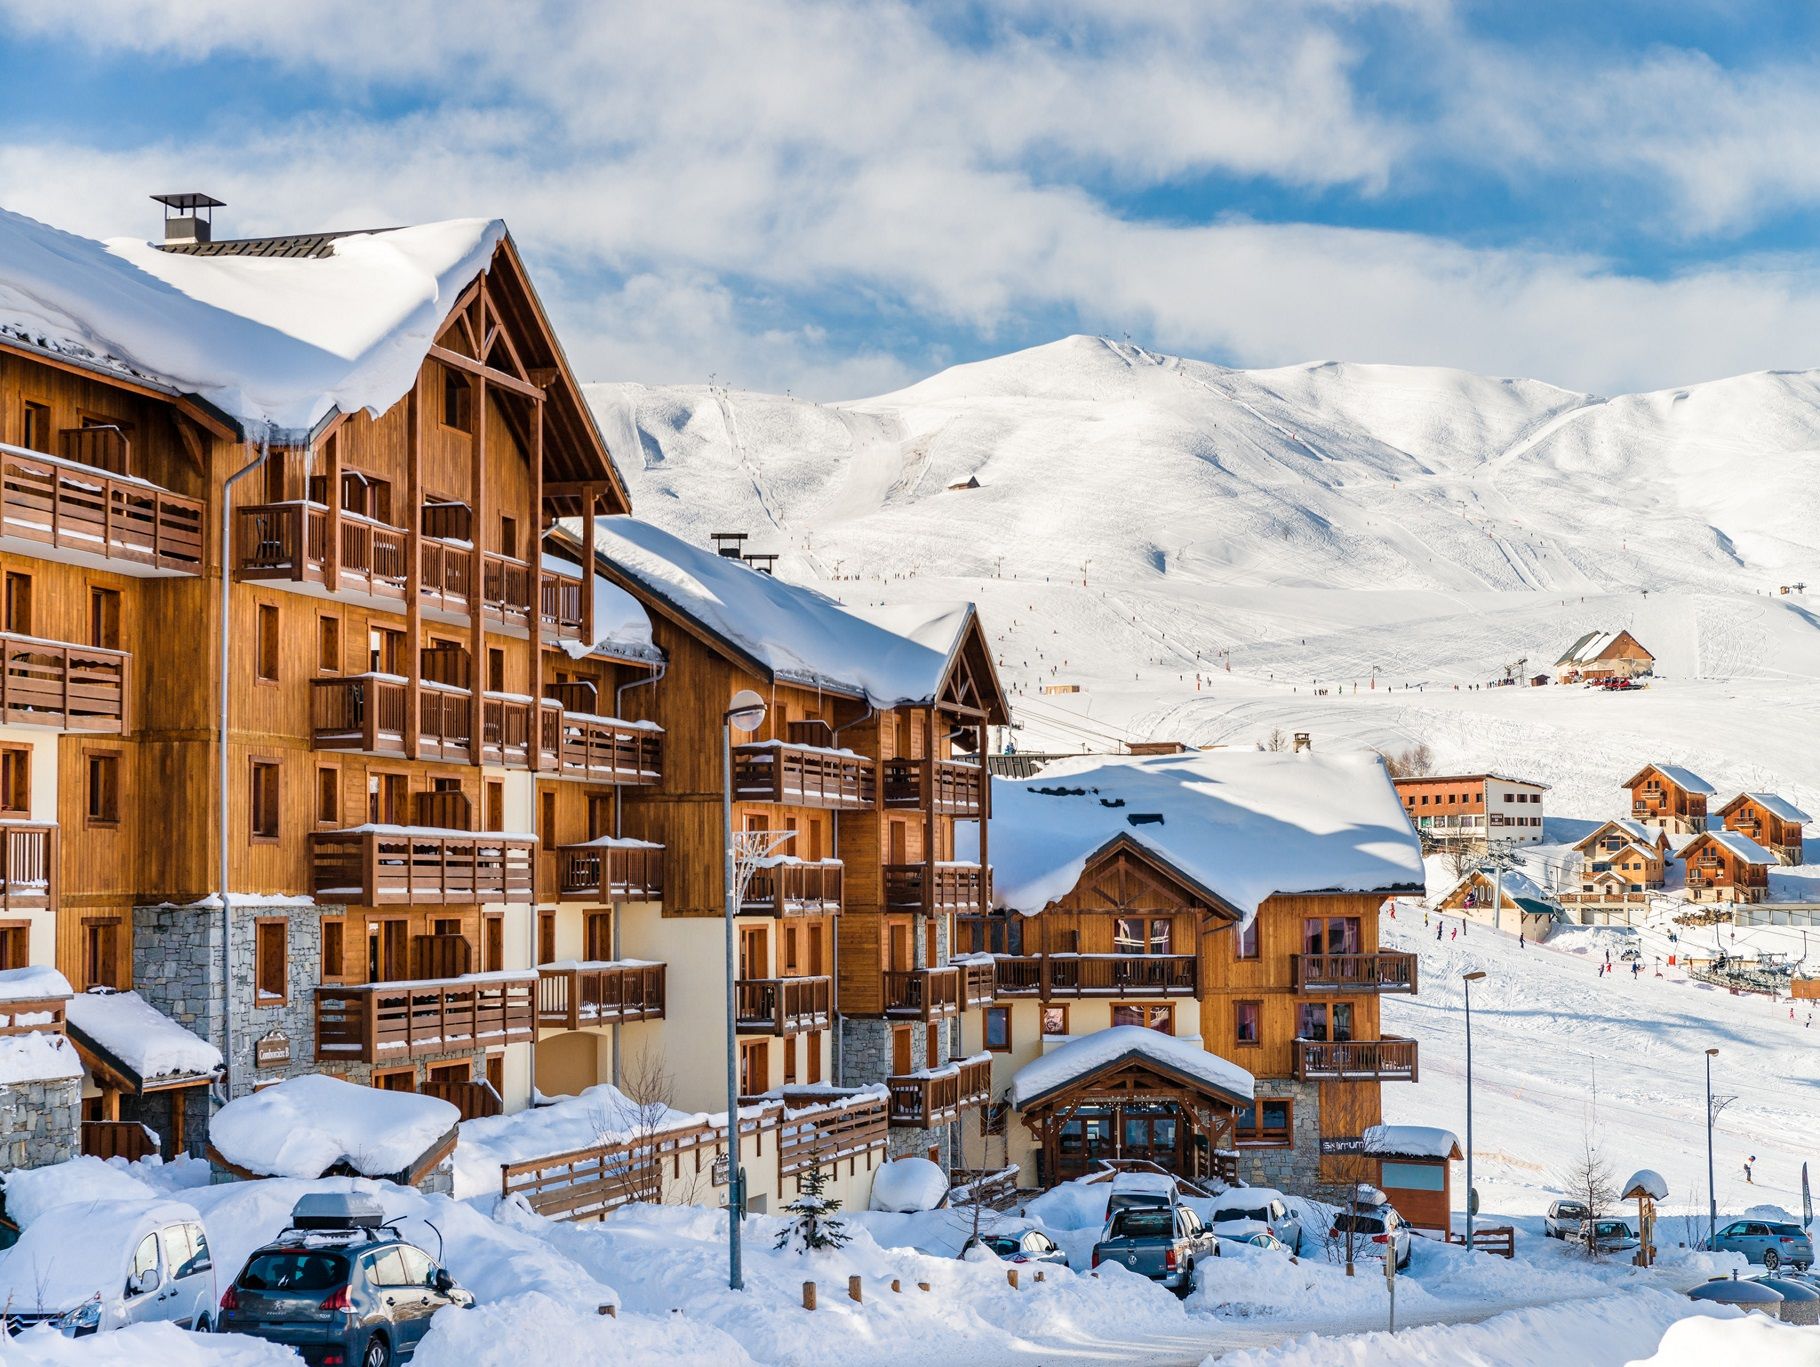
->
[1090,1204,1218,1295]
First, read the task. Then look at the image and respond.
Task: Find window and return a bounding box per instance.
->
[256,603,279,682]
[86,752,120,825]
[317,615,340,672]
[802,1032,823,1085]
[255,919,287,1004]
[1235,920,1259,960]
[442,368,473,432]
[1302,916,1361,956]
[499,514,519,560]
[374,1068,417,1093]
[1235,1000,1261,1046]
[487,647,505,693]
[129,1232,161,1293]
[538,910,556,965]
[1111,1003,1173,1033]
[83,917,120,989]
[20,402,49,453]
[782,1035,798,1086]
[3,571,31,635]
[1296,1001,1354,1042]
[484,913,504,972]
[250,759,280,840]
[0,747,28,813]
[89,587,121,650]
[0,922,26,971]
[1114,917,1175,955]
[1235,1097,1293,1147]
[540,792,556,848]
[584,910,612,961]
[321,918,345,982]
[397,1245,436,1289]
[1041,1005,1068,1036]
[983,1006,1011,1052]
[1380,1161,1445,1191]
[739,1039,769,1095]
[316,766,339,825]
[891,1026,912,1075]
[587,794,614,841]
[486,781,505,833]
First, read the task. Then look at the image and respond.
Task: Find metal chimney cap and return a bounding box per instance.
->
[151,192,226,212]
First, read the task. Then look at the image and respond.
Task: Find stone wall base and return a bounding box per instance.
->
[0,1077,79,1172]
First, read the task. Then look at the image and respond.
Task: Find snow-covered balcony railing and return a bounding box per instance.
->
[0,445,204,575]
[0,822,55,912]
[1294,1035,1419,1083]
[1290,952,1418,995]
[734,975,833,1036]
[733,741,876,810]
[233,501,410,600]
[739,858,843,916]
[0,988,66,1038]
[417,542,586,642]
[536,960,666,1029]
[0,632,129,732]
[882,757,984,817]
[881,965,964,1020]
[310,826,537,905]
[886,1055,993,1128]
[552,711,662,784]
[883,861,988,912]
[554,838,665,901]
[314,970,537,1064]
[992,953,1198,999]
[309,675,563,768]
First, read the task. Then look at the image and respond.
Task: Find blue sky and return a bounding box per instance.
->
[5,0,1820,398]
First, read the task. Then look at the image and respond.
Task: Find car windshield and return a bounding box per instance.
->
[1333,1214,1386,1234]
[239,1251,349,1292]
[1595,1223,1628,1236]
[1214,1207,1271,1223]
[1111,1210,1173,1238]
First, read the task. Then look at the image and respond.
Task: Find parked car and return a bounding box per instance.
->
[217,1193,473,1365]
[960,1227,1069,1269]
[0,1198,216,1337]
[1329,1206,1412,1270]
[1102,1171,1181,1224]
[1209,1191,1303,1255]
[1223,1229,1286,1253]
[1091,1203,1219,1295]
[1705,1219,1815,1271]
[1544,1199,1590,1239]
[1575,1219,1641,1255]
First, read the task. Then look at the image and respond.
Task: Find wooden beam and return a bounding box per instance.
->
[323,430,341,592]
[171,412,209,477]
[580,484,597,647]
[428,345,545,401]
[406,375,424,760]
[470,280,490,773]
[529,397,544,776]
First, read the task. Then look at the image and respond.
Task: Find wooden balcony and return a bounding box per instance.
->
[1294,1036,1420,1083]
[883,862,988,912]
[314,972,536,1064]
[883,758,985,817]
[740,860,843,916]
[992,953,1197,999]
[887,1056,993,1129]
[309,675,562,768]
[733,742,875,810]
[1291,952,1419,994]
[555,841,665,901]
[881,960,996,1019]
[310,827,536,905]
[734,975,834,1036]
[0,991,65,1038]
[0,446,204,575]
[0,633,129,732]
[552,712,662,784]
[0,823,55,911]
[536,961,666,1029]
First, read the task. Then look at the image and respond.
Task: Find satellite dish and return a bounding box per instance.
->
[727,689,767,734]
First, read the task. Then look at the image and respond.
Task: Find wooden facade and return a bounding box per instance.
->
[1718,794,1807,866]
[1680,832,1773,904]
[1625,764,1712,834]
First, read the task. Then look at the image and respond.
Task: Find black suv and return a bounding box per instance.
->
[217,1193,472,1366]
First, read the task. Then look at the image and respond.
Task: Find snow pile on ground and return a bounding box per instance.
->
[454,1082,693,1199]
[65,989,221,1083]
[2,1321,296,1364]
[414,1289,755,1366]
[870,1157,949,1213]
[1008,1025,1254,1106]
[1,1154,175,1225]
[1636,1310,1820,1365]
[211,1073,458,1178]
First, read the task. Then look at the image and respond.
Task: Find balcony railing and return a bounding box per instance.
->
[315,972,536,1063]
[1294,1036,1420,1083]
[733,742,875,810]
[883,862,988,912]
[734,976,834,1036]
[1290,952,1419,994]
[310,828,536,905]
[552,713,662,784]
[0,633,129,732]
[880,961,996,1018]
[887,1055,993,1128]
[991,953,1198,999]
[309,675,562,768]
[0,823,55,911]
[883,758,985,817]
[555,841,665,901]
[536,961,667,1029]
[0,446,204,574]
[0,990,65,1037]
[740,860,843,916]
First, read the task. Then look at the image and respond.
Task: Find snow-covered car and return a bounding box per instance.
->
[1574,1219,1641,1255]
[1544,1199,1590,1239]
[1705,1220,1815,1271]
[1101,1170,1181,1224]
[1209,1191,1302,1255]
[960,1228,1069,1269]
[1221,1227,1286,1253]
[1329,1206,1412,1270]
[0,1198,217,1337]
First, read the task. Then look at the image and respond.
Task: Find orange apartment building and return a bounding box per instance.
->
[1717,793,1809,866]
[1392,772,1548,848]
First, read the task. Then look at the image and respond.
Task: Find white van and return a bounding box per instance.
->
[0,1198,216,1336]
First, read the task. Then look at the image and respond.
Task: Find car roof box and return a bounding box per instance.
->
[291,1192,387,1230]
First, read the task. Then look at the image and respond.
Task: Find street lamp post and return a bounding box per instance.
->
[1705,1047,1720,1249]
[722,689,768,1292]
[1462,970,1487,1254]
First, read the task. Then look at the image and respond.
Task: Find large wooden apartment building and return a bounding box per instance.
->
[1392,772,1548,848]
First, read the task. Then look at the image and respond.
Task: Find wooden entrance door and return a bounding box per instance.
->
[369,920,409,982]
[1119,1108,1183,1170]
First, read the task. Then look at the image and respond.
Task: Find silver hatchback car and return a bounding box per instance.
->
[1706,1219,1814,1271]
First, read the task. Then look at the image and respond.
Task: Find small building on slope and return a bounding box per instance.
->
[1561,820,1670,921]
[1433,869,1560,938]
[1555,630,1654,683]
[1680,831,1775,904]
[1392,773,1548,848]
[1717,793,1810,867]
[1625,763,1716,835]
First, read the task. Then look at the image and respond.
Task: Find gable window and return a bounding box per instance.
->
[442,368,473,432]
[86,752,121,826]
[1235,920,1260,960]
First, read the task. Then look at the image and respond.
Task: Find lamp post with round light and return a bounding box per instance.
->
[722,689,767,1290]
[1462,970,1487,1253]
[1705,1046,1720,1249]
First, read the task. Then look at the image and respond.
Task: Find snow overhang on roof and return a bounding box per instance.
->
[1625,763,1716,796]
[1363,1123,1462,1160]
[65,988,222,1093]
[1007,1025,1254,1110]
[1725,792,1812,825]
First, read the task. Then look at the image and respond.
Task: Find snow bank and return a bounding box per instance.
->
[65,988,221,1083]
[1635,1310,1820,1365]
[414,1289,754,1366]
[0,1030,81,1085]
[211,1074,457,1179]
[870,1157,949,1213]
[1008,1025,1254,1107]
[454,1083,693,1199]
[2,1154,165,1226]
[1,1320,296,1364]
[980,749,1424,924]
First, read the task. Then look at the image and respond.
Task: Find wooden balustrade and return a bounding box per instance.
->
[310,829,536,905]
[314,973,536,1064]
[57,425,130,475]
[555,842,665,901]
[311,675,597,773]
[0,447,203,574]
[0,823,56,911]
[81,1120,155,1162]
[1290,952,1419,994]
[553,713,662,784]
[991,953,1198,999]
[882,757,985,816]
[420,1079,502,1122]
[536,962,667,1029]
[740,861,843,916]
[958,958,996,1007]
[733,743,875,809]
[0,633,129,732]
[882,862,987,912]
[882,965,962,1020]
[733,976,833,1035]
[886,1056,994,1128]
[540,563,585,638]
[1294,1036,1420,1082]
[0,992,65,1037]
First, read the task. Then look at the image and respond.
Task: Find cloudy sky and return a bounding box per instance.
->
[4,0,1820,399]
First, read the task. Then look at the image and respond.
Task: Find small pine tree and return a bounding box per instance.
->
[776,1163,851,1253]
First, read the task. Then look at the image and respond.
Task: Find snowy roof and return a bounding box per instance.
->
[65,989,222,1090]
[1363,1124,1462,1160]
[1556,629,1650,666]
[1574,818,1663,851]
[1439,868,1552,909]
[1727,792,1812,825]
[546,552,659,663]
[210,1073,459,1180]
[0,964,72,1002]
[977,749,1425,926]
[1007,1025,1253,1109]
[567,515,964,707]
[1627,763,1716,796]
[0,206,507,439]
[1622,1169,1669,1201]
[1692,830,1778,865]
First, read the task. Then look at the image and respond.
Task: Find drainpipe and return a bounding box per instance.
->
[829,704,875,1087]
[218,434,274,1102]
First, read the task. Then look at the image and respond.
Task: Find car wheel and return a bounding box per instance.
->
[362,1334,392,1367]
[1764,1251,1781,1272]
[190,1315,211,1333]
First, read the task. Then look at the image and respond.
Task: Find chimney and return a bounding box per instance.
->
[710,531,749,560]
[1293,732,1312,753]
[150,192,225,246]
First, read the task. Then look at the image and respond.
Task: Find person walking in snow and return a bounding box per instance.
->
[1519,932,1525,949]
[1437,921,1444,942]
[1745,1156,1756,1184]
[1631,961,1640,978]
[1450,927,1458,942]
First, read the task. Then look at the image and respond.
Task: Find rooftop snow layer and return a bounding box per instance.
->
[1698,830,1778,865]
[1643,764,1716,796]
[0,964,72,1002]
[1363,1123,1462,1159]
[1738,792,1812,825]
[0,206,505,437]
[1007,1025,1254,1108]
[1622,1169,1670,1201]
[976,749,1424,926]
[65,988,222,1085]
[0,1030,82,1086]
[572,515,958,705]
[210,1073,458,1178]
[546,552,658,662]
